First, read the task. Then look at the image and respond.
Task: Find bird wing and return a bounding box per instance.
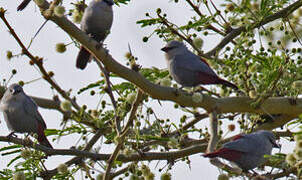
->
[174,53,217,76]
[22,96,47,129]
[223,134,259,153]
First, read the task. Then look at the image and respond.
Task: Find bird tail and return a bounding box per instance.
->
[217,78,238,90]
[37,123,53,149]
[17,0,31,11]
[203,150,222,158]
[203,148,242,161]
[76,46,91,70]
[39,136,53,149]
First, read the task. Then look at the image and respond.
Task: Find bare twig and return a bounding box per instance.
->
[205,0,302,57]
[184,0,226,36]
[40,129,105,179]
[94,60,121,134]
[103,90,144,180]
[207,111,219,153]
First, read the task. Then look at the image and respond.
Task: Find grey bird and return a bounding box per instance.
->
[203,130,280,171]
[161,40,238,89]
[76,0,114,70]
[0,84,53,148]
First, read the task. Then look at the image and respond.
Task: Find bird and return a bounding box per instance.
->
[161,40,238,90]
[76,0,114,70]
[202,130,280,171]
[0,84,53,148]
[17,0,31,11]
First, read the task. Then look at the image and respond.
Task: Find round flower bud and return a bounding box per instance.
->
[96,119,104,128]
[21,149,32,159]
[57,163,68,174]
[141,164,150,176]
[217,174,229,180]
[160,77,172,87]
[193,37,203,49]
[286,153,297,166]
[54,6,65,17]
[56,43,66,53]
[125,52,132,59]
[96,173,104,180]
[13,171,25,180]
[295,149,302,160]
[226,4,234,12]
[192,92,203,103]
[227,124,235,132]
[294,134,302,142]
[126,92,136,104]
[34,0,44,6]
[145,172,155,180]
[6,51,13,60]
[160,173,171,180]
[72,10,82,24]
[249,90,257,99]
[60,100,72,112]
[296,140,302,150]
[292,80,302,89]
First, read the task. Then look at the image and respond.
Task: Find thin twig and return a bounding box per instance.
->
[94,59,122,134]
[207,111,219,153]
[205,0,302,57]
[40,129,105,179]
[103,90,144,180]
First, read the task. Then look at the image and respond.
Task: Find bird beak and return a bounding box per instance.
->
[161,47,168,52]
[104,0,114,6]
[161,46,173,52]
[11,89,17,95]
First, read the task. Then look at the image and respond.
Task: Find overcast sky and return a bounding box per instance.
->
[0,0,294,179]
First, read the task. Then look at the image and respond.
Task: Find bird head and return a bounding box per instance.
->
[259,130,280,148]
[8,84,24,96]
[161,40,187,56]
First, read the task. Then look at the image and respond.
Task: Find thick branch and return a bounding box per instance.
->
[0,135,208,162]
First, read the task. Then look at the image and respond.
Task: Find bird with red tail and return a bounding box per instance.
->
[203,130,280,171]
[161,40,238,90]
[0,84,53,148]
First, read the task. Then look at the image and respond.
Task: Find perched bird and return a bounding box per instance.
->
[203,130,280,171]
[161,40,238,89]
[17,0,31,11]
[76,0,114,70]
[0,84,53,148]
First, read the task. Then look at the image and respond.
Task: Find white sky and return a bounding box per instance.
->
[0,0,295,179]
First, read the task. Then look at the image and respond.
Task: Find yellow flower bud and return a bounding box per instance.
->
[57,163,68,174]
[54,6,65,17]
[192,92,203,103]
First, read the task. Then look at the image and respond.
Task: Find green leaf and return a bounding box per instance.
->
[2,149,21,156]
[0,145,22,152]
[7,155,21,167]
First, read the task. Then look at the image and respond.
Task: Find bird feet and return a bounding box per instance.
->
[173,87,184,97]
[7,132,17,139]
